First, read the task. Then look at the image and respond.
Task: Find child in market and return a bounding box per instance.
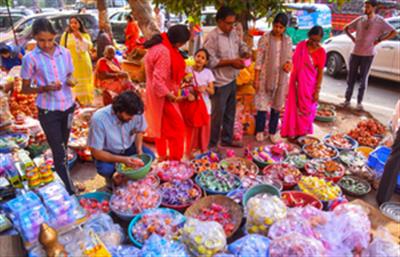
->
[184,48,215,157]
[253,13,293,143]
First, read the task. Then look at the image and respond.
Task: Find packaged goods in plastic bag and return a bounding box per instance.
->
[269,232,326,257]
[362,227,400,257]
[182,218,226,257]
[245,194,287,235]
[268,213,316,240]
[109,245,141,257]
[84,214,124,247]
[228,234,270,257]
[140,234,189,257]
[332,204,371,251]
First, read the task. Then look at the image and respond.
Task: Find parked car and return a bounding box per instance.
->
[323,17,400,82]
[0,12,99,48]
[0,13,24,32]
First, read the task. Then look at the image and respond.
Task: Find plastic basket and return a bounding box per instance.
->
[195,170,241,195]
[116,154,153,180]
[368,146,391,174]
[128,208,186,248]
[323,134,359,151]
[242,183,281,207]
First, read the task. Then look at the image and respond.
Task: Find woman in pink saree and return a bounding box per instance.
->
[281,26,326,138]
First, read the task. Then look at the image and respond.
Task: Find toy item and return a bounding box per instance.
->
[298,176,341,202]
[304,159,345,182]
[262,163,302,189]
[39,223,67,257]
[245,194,287,236]
[303,143,337,159]
[160,180,201,207]
[182,218,227,257]
[110,181,161,217]
[196,170,241,194]
[154,161,194,181]
[269,232,326,257]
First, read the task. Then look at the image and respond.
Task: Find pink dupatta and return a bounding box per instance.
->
[281,40,318,137]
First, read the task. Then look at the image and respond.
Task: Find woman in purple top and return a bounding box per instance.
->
[21,18,76,194]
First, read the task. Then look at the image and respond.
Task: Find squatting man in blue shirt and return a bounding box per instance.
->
[88,90,155,187]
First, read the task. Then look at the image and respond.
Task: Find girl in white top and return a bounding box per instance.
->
[187,48,215,155]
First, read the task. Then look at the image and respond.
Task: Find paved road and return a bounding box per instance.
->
[320,72,400,123]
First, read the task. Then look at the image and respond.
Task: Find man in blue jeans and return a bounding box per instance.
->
[88,91,155,187]
[341,0,397,110]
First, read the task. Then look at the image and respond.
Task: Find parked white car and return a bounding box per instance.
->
[323,17,400,82]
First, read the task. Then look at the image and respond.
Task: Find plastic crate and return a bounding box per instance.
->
[368,146,392,174]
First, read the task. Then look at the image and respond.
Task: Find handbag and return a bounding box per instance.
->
[179,71,209,128]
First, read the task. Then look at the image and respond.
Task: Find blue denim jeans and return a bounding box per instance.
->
[95,144,155,179]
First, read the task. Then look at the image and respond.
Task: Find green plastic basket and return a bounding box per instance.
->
[116,154,153,180]
[242,183,281,207]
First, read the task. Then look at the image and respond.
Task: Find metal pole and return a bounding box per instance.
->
[5,0,19,46]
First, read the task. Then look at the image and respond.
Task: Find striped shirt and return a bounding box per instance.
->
[21,46,75,111]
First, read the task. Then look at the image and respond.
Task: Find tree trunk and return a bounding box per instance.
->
[127,0,160,39]
[97,0,110,32]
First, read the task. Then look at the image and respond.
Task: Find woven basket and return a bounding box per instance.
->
[184,195,243,238]
[219,157,259,178]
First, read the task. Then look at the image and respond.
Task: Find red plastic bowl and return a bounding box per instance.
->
[281,191,323,210]
[160,183,203,212]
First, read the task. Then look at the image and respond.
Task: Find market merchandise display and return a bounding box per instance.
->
[315,104,336,122]
[110,181,161,218]
[269,232,326,257]
[190,153,220,174]
[348,119,385,148]
[304,159,345,182]
[182,218,227,257]
[297,136,320,146]
[154,161,194,181]
[281,191,323,209]
[338,176,371,196]
[339,150,367,167]
[251,144,287,167]
[323,133,357,150]
[303,143,338,159]
[298,176,341,202]
[245,194,287,235]
[262,163,302,190]
[78,193,111,215]
[130,208,185,246]
[219,157,259,178]
[159,180,201,208]
[227,234,270,257]
[196,170,241,194]
[283,154,308,170]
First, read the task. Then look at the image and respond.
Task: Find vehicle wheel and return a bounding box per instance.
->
[326,52,344,77]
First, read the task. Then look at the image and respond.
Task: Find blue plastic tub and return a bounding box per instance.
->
[368,146,392,174]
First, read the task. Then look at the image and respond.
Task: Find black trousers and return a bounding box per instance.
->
[376,128,400,205]
[255,108,280,135]
[38,104,76,194]
[345,54,374,104]
[209,80,237,147]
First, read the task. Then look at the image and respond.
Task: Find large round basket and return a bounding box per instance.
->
[116,154,153,180]
[184,195,243,238]
[338,175,371,197]
[0,133,30,153]
[315,109,336,122]
[323,134,358,151]
[219,157,259,178]
[242,183,281,208]
[302,143,339,160]
[195,170,241,195]
[160,183,203,212]
[128,208,186,248]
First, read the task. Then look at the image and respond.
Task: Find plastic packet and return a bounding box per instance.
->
[182,218,226,257]
[84,214,124,247]
[228,234,270,257]
[268,213,316,240]
[109,245,140,257]
[245,194,287,235]
[140,234,189,257]
[361,226,400,257]
[269,232,326,257]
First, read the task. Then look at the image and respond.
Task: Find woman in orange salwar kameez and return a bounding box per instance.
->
[125,15,140,54]
[144,25,191,161]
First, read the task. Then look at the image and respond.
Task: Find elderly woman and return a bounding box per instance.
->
[95,45,132,105]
